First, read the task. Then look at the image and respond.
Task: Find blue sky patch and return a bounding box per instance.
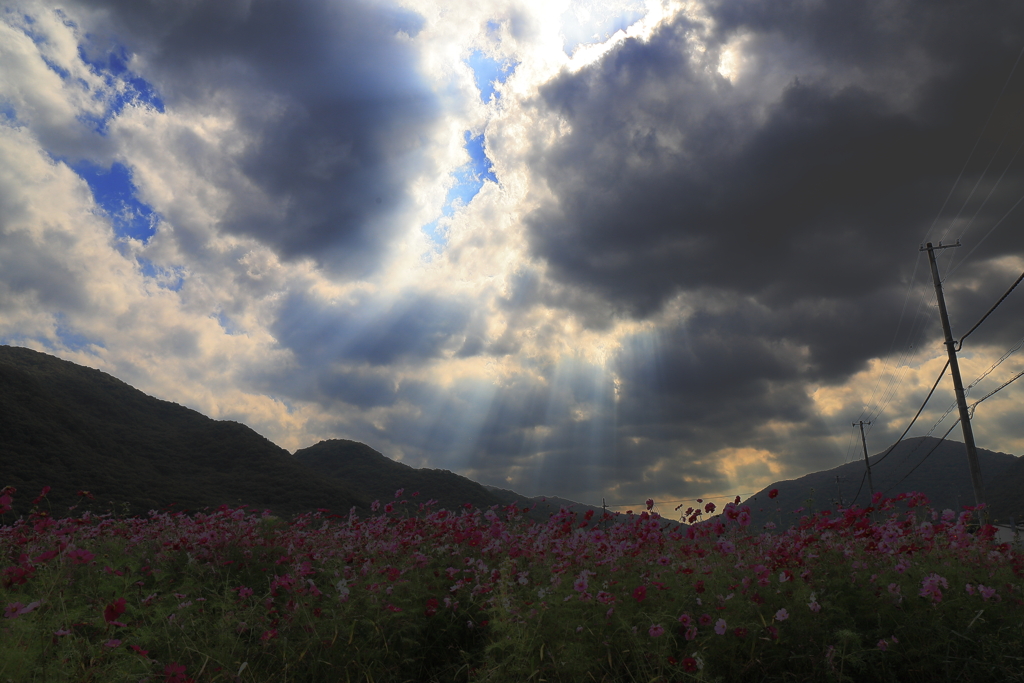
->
[422,131,498,247]
[77,43,165,134]
[54,313,105,352]
[72,161,158,243]
[465,50,517,103]
[137,257,185,291]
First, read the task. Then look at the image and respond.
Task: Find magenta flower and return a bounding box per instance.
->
[919,573,948,604]
[649,624,665,637]
[67,549,94,564]
[685,625,698,641]
[632,585,647,602]
[978,585,999,601]
[103,597,126,625]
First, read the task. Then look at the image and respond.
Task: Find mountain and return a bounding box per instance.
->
[294,439,512,512]
[741,436,1021,528]
[293,441,616,523]
[0,345,368,517]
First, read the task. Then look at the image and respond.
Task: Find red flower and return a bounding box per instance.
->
[768,488,779,499]
[163,662,195,683]
[103,598,126,624]
[632,585,647,602]
[683,657,699,673]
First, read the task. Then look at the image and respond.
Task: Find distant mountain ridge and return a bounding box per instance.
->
[294,439,509,512]
[0,346,556,519]
[4,345,1021,526]
[0,345,370,516]
[741,436,1022,527]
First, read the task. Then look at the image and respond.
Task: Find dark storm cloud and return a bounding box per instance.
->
[71,0,438,272]
[528,0,1024,334]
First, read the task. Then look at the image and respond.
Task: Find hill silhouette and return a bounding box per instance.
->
[294,439,510,512]
[741,436,1021,527]
[0,345,368,517]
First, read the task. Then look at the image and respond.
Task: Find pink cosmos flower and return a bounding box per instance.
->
[978,585,999,601]
[649,624,665,637]
[714,618,727,635]
[684,626,698,641]
[919,573,948,604]
[104,639,122,649]
[4,601,40,619]
[774,608,789,621]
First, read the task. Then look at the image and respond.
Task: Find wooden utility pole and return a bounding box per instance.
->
[921,241,986,510]
[853,420,874,495]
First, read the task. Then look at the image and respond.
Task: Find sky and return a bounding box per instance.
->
[2,0,1024,512]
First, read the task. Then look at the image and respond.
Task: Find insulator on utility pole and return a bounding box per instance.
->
[853,420,874,496]
[920,241,987,512]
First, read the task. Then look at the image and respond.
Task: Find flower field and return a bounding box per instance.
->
[2,485,1024,682]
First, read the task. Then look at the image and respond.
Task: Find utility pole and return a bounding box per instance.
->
[853,420,874,496]
[921,241,986,511]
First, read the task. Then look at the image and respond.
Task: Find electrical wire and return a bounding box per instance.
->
[931,43,1024,246]
[884,367,1024,496]
[883,421,961,496]
[965,333,1024,394]
[848,360,950,506]
[954,269,1024,351]
[968,368,1024,418]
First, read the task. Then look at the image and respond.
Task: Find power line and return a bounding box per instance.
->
[883,420,961,497]
[931,42,1024,246]
[955,269,1024,351]
[884,367,1024,497]
[965,333,1024,395]
[848,359,950,506]
[968,368,1024,417]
